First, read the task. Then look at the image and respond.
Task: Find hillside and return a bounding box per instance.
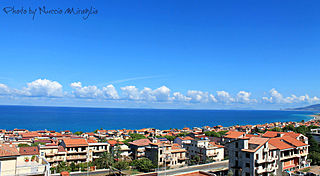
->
[288,104,320,111]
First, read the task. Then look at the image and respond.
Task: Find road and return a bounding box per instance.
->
[51,161,229,176]
[156,160,229,175]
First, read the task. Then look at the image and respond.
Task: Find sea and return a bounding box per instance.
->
[0,105,316,132]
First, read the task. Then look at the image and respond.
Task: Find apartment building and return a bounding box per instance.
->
[227,132,309,176]
[39,144,67,166]
[0,143,50,176]
[184,137,224,163]
[129,138,152,159]
[145,143,188,169]
[174,136,193,147]
[38,138,110,167]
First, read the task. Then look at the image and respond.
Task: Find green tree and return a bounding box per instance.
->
[94,152,115,169]
[269,127,282,132]
[113,160,129,171]
[164,135,176,141]
[309,151,320,165]
[18,144,30,147]
[74,131,83,136]
[131,158,156,172]
[204,131,221,137]
[176,132,189,137]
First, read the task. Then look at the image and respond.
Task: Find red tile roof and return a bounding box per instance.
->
[269,138,294,150]
[62,138,88,147]
[19,146,39,155]
[129,139,151,146]
[0,144,20,157]
[281,136,308,147]
[224,131,245,139]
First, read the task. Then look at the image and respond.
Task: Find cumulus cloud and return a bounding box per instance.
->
[21,79,64,97]
[236,91,256,104]
[120,86,141,100]
[0,84,11,95]
[120,86,171,102]
[1,79,320,107]
[262,88,320,104]
[173,92,191,102]
[187,90,217,103]
[102,85,119,99]
[216,91,235,103]
[71,82,119,100]
[153,86,171,102]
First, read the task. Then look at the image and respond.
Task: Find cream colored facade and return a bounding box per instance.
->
[184,139,224,163]
[0,155,50,176]
[145,143,187,169]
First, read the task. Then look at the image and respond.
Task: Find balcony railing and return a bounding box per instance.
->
[66,156,87,160]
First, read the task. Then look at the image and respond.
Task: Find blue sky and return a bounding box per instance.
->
[0,0,319,109]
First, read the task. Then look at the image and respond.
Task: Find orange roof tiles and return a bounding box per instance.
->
[225,131,245,139]
[281,136,307,147]
[19,146,39,156]
[269,138,294,150]
[129,139,151,146]
[0,144,20,157]
[62,138,88,147]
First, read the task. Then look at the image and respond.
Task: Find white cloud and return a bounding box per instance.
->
[70,82,119,100]
[0,84,11,95]
[173,92,191,102]
[187,90,211,103]
[102,85,119,99]
[153,86,171,102]
[216,91,235,103]
[22,79,63,97]
[236,91,256,104]
[1,79,320,108]
[120,86,141,100]
[262,88,320,104]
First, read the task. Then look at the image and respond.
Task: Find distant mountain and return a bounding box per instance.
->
[287,104,320,111]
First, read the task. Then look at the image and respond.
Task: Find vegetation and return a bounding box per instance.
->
[74,131,83,136]
[131,158,156,172]
[18,144,30,147]
[176,132,190,137]
[31,142,46,146]
[113,160,129,171]
[123,133,147,145]
[204,130,228,137]
[163,135,176,141]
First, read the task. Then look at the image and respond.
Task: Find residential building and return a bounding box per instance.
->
[184,137,224,163]
[129,138,152,159]
[145,143,187,169]
[0,143,50,176]
[227,132,309,176]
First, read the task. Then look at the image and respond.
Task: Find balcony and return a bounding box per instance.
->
[68,150,87,154]
[207,153,218,157]
[92,149,107,153]
[66,155,87,160]
[45,153,55,156]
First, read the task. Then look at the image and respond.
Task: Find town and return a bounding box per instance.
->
[0,118,319,176]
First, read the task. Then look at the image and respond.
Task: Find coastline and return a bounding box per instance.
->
[309,114,320,120]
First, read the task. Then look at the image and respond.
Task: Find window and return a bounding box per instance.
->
[235,142,238,148]
[246,153,250,158]
[246,163,250,168]
[256,154,259,160]
[235,151,238,157]
[246,173,250,176]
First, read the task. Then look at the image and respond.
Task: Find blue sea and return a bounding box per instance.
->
[0,105,316,132]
